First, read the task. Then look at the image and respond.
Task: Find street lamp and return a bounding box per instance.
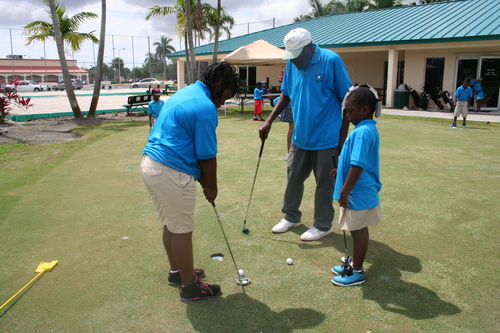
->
[113,48,125,85]
[23,55,33,81]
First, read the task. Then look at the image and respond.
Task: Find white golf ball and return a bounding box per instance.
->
[286,258,293,265]
[238,269,245,277]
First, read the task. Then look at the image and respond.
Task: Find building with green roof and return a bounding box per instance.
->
[170,0,500,110]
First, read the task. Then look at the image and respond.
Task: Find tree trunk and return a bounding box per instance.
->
[212,0,221,63]
[185,0,196,84]
[88,0,106,118]
[48,0,82,118]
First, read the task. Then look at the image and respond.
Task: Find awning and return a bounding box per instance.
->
[222,39,286,66]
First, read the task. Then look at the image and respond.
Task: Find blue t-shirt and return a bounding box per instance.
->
[334,119,381,210]
[469,78,476,93]
[475,82,484,98]
[455,85,472,101]
[143,81,218,180]
[148,99,164,117]
[281,44,352,150]
[254,87,263,100]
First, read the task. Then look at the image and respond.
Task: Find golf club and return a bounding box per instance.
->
[341,230,350,264]
[212,202,251,286]
[487,121,500,127]
[242,139,265,234]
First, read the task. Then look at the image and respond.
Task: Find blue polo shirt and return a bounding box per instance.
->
[455,85,472,101]
[334,119,381,210]
[254,87,263,100]
[281,44,351,150]
[148,99,164,117]
[143,81,218,180]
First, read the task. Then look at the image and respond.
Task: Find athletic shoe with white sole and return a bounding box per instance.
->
[332,257,353,275]
[168,267,205,285]
[180,275,221,302]
[300,226,333,241]
[272,218,302,233]
[332,270,365,287]
[450,123,457,128]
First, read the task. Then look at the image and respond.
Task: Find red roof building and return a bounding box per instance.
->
[0,57,88,85]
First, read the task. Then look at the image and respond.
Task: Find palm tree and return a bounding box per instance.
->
[153,36,176,80]
[88,0,106,118]
[23,0,99,54]
[294,0,369,21]
[145,0,234,83]
[23,0,98,118]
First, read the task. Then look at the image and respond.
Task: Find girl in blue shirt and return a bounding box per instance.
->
[332,85,382,287]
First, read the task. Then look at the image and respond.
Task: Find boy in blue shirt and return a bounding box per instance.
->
[253,82,264,121]
[451,78,472,128]
[148,88,164,130]
[331,85,382,286]
[141,62,239,302]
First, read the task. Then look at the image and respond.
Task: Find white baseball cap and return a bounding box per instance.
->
[283,28,313,60]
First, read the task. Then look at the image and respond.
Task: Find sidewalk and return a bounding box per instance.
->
[8,88,500,123]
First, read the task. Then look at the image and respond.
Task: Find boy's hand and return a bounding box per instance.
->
[330,168,337,177]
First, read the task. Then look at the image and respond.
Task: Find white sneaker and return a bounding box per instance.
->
[300,226,333,241]
[272,218,302,233]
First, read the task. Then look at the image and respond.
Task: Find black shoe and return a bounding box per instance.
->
[168,267,205,286]
[180,275,221,302]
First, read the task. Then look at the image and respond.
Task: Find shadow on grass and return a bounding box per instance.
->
[326,232,460,319]
[186,293,325,332]
[254,231,461,320]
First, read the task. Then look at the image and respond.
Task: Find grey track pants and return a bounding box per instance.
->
[282,144,338,231]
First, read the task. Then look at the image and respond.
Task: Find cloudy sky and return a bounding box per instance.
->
[0,0,311,69]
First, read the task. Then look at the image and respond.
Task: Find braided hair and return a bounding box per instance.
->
[343,84,382,118]
[201,62,240,102]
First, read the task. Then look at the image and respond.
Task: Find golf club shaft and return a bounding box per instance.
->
[242,140,265,228]
[343,230,348,257]
[212,202,240,273]
[487,121,500,127]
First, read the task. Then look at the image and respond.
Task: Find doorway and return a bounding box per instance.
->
[456,57,500,110]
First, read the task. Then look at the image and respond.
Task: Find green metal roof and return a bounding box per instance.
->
[169,0,500,58]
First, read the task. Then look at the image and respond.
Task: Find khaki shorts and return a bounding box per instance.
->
[454,101,468,117]
[338,204,382,231]
[141,155,196,234]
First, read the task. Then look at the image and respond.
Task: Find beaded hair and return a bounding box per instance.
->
[342,84,382,118]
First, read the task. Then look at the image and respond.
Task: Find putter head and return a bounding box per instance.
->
[237,277,251,286]
[242,228,250,234]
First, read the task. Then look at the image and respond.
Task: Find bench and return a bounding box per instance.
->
[146,84,178,95]
[123,94,152,116]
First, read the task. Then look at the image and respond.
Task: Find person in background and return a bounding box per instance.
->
[474,77,484,112]
[451,78,472,128]
[468,72,476,106]
[140,62,240,302]
[274,95,294,160]
[148,88,164,131]
[253,82,264,121]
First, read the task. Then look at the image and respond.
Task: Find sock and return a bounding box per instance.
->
[354,269,363,273]
[170,270,179,274]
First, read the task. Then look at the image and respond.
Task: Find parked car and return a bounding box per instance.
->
[16,80,43,92]
[53,79,83,91]
[0,80,42,93]
[130,78,162,88]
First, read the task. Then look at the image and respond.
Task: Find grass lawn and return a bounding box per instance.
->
[0,111,499,332]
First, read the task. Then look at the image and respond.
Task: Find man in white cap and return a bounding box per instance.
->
[259,27,352,241]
